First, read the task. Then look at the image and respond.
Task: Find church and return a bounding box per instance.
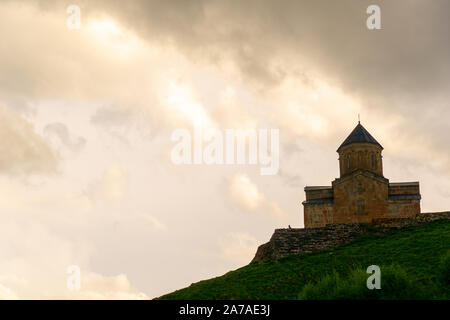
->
[303,122,421,228]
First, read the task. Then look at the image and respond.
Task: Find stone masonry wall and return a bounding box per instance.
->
[387,199,420,219]
[389,184,419,196]
[305,187,333,201]
[252,212,450,263]
[251,223,365,263]
[303,202,334,228]
[332,171,389,224]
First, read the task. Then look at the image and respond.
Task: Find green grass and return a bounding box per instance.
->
[157,220,449,299]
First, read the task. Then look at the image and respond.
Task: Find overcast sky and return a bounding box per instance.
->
[1,0,450,299]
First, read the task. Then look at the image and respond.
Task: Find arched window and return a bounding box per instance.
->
[358,151,363,166]
[371,153,376,169]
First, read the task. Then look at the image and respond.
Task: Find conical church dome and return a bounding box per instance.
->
[337,122,383,152]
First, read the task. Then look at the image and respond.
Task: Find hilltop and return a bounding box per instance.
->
[158,218,449,299]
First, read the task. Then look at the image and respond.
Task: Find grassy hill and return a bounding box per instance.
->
[158,219,449,299]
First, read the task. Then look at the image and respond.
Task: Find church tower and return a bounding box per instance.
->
[337,122,383,177]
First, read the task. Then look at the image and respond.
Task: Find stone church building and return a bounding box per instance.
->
[303,122,421,228]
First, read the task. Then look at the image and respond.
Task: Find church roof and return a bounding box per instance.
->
[337,123,383,152]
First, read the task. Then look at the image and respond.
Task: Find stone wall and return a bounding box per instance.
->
[386,182,421,219]
[387,199,421,219]
[251,223,365,263]
[332,170,389,225]
[252,211,450,263]
[372,211,450,227]
[388,182,420,196]
[305,187,333,201]
[303,201,334,228]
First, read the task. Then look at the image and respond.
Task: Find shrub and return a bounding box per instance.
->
[298,264,436,300]
[437,251,450,296]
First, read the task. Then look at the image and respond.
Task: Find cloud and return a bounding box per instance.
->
[0,105,58,176]
[0,283,19,300]
[64,272,148,300]
[5,1,450,156]
[0,191,149,299]
[0,215,93,299]
[229,174,288,219]
[229,174,264,211]
[219,233,258,265]
[139,213,167,231]
[80,0,450,98]
[91,106,134,128]
[87,165,128,203]
[44,122,86,154]
[74,0,450,163]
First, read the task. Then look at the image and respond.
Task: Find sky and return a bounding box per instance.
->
[1,0,450,299]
